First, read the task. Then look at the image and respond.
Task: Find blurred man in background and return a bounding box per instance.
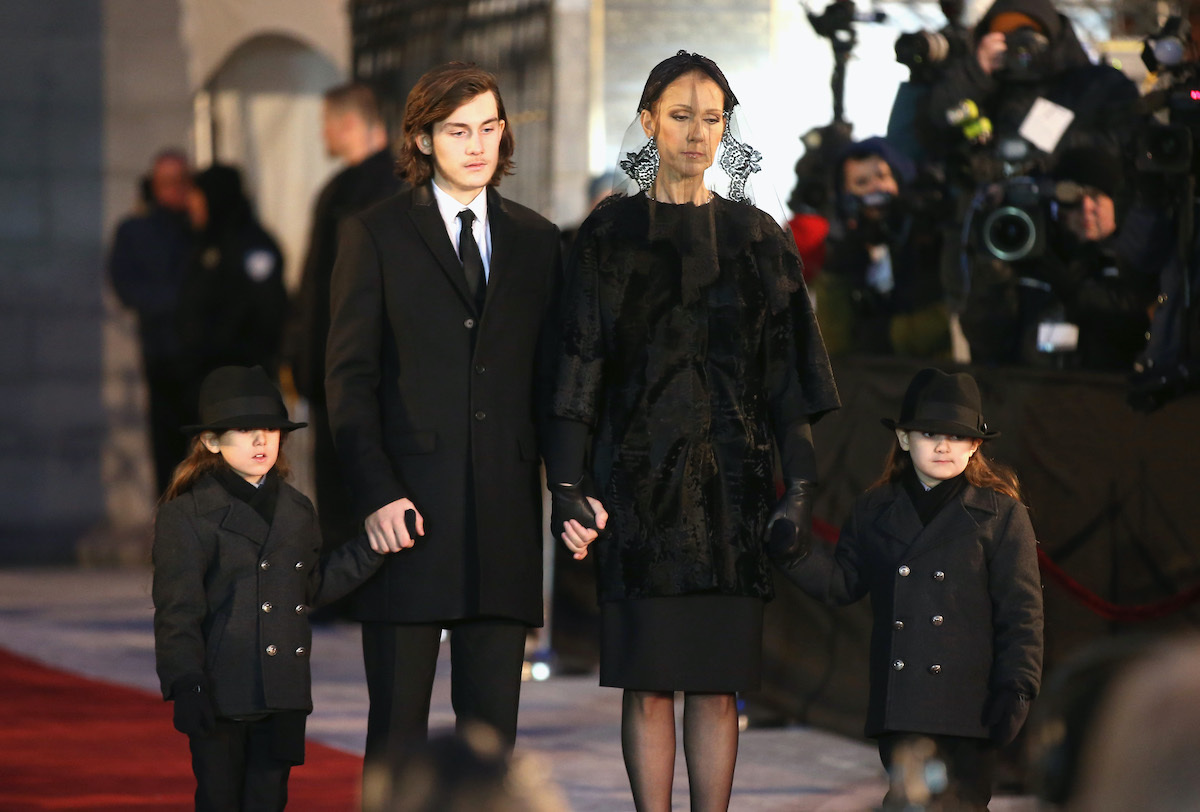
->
[290,82,402,550]
[108,149,194,496]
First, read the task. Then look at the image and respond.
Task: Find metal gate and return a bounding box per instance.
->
[351,0,554,215]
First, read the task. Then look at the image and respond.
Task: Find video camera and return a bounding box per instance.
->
[961,137,1058,263]
[1128,16,1200,410]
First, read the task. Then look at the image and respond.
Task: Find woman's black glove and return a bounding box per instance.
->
[549,477,599,535]
[765,479,816,567]
[983,687,1031,746]
[171,675,216,738]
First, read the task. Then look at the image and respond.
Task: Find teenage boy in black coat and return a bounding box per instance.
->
[325,63,568,767]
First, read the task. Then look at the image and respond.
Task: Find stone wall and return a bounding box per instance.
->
[0,1,108,562]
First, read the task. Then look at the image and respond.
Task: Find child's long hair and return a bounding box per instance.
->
[871,436,1022,501]
[160,432,291,504]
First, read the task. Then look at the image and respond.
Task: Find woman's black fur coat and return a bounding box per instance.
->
[553,192,839,602]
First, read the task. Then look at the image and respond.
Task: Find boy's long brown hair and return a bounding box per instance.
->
[872,436,1022,501]
[396,62,515,187]
[160,433,291,504]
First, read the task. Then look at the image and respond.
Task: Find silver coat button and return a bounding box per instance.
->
[892,659,905,671]
[295,604,306,615]
[893,620,904,630]
[929,664,942,675]
[261,602,272,613]
[932,570,945,581]
[295,647,307,657]
[259,560,270,571]
[898,565,911,577]
[294,561,304,570]
[474,410,486,421]
[265,645,278,656]
[931,615,944,626]
[464,318,475,328]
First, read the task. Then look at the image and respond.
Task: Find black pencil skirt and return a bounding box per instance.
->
[599,592,764,693]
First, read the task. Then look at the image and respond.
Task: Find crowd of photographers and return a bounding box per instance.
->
[794,0,1200,409]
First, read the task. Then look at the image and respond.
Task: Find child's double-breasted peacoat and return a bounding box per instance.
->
[782,480,1043,739]
[153,473,383,717]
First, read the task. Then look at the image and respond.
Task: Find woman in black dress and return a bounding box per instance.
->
[546,52,839,810]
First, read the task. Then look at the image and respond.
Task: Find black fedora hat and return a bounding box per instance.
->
[881,368,999,440]
[182,366,307,434]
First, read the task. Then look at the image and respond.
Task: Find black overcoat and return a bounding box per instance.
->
[325,183,560,626]
[152,474,384,717]
[782,480,1043,739]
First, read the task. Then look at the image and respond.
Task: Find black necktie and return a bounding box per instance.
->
[457,209,486,311]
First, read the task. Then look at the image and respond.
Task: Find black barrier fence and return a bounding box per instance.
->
[350,0,552,213]
[552,358,1200,739]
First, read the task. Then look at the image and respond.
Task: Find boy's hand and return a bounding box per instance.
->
[366,499,424,552]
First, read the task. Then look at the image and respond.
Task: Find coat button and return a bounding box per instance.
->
[474,410,486,421]
[929,664,942,675]
[464,318,476,329]
[475,363,486,374]
[931,615,944,626]
[893,620,904,630]
[295,561,304,570]
[892,659,905,671]
[261,602,272,613]
[295,604,306,615]
[266,645,278,656]
[295,647,307,657]
[259,560,270,571]
[898,565,911,577]
[932,570,945,581]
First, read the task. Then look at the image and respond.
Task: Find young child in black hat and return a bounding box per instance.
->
[769,368,1043,810]
[152,365,391,811]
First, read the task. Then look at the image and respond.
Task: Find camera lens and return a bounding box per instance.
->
[983,206,1037,261]
[895,31,949,68]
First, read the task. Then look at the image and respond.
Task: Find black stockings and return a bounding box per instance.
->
[621,690,739,812]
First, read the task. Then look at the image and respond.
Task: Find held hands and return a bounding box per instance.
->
[550,479,608,560]
[171,675,216,738]
[983,687,1031,746]
[365,498,424,553]
[764,479,817,568]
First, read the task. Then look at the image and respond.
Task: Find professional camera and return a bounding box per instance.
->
[1003,27,1051,82]
[977,176,1055,262]
[895,30,954,82]
[961,137,1052,262]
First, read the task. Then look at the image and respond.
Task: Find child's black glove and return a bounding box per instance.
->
[172,675,216,737]
[765,479,816,568]
[549,477,600,535]
[983,687,1030,746]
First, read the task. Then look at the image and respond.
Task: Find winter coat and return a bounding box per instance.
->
[152,473,383,717]
[552,192,839,602]
[290,148,403,403]
[926,0,1138,171]
[781,479,1043,739]
[325,183,561,626]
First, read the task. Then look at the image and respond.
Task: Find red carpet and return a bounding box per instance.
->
[0,647,361,810]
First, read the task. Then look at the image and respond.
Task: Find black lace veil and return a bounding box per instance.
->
[611,50,788,224]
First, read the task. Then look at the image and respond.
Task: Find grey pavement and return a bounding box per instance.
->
[0,568,1036,811]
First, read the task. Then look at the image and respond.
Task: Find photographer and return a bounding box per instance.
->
[1007,147,1164,370]
[927,0,1138,170]
[815,137,950,358]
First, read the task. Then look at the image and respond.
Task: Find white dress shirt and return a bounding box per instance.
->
[431,181,492,282]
